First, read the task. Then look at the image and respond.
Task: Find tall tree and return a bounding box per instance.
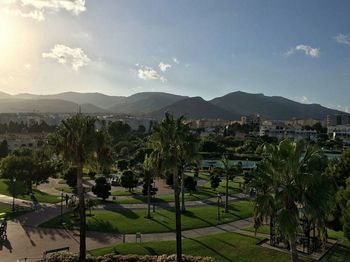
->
[0,140,9,158]
[0,148,55,194]
[253,139,332,262]
[180,128,199,212]
[120,170,138,192]
[48,114,104,262]
[143,154,159,218]
[92,176,111,201]
[148,113,197,262]
[220,155,243,213]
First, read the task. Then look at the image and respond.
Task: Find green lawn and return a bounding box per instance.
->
[203,176,244,195]
[185,171,210,181]
[242,225,350,262]
[40,200,253,234]
[55,186,74,193]
[109,175,245,204]
[109,187,219,205]
[88,225,349,262]
[89,232,293,262]
[0,179,60,203]
[0,202,31,219]
[111,189,142,196]
[322,229,350,262]
[244,224,270,234]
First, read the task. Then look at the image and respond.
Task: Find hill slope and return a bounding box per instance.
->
[14,92,124,109]
[210,91,345,120]
[109,92,188,114]
[148,97,240,120]
[0,99,107,113]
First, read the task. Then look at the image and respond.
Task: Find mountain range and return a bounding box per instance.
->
[0,90,346,120]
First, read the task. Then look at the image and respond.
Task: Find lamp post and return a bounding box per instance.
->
[152,181,156,212]
[217,193,222,224]
[12,177,16,212]
[60,191,64,222]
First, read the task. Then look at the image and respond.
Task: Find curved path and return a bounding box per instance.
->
[0,192,249,210]
[1,216,256,262]
[0,192,252,261]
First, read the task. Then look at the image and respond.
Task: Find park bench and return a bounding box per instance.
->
[42,246,70,259]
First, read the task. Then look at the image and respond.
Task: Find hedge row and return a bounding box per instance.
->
[46,253,215,262]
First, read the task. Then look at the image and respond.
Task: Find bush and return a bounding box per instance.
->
[92,176,111,200]
[46,253,215,262]
[184,176,197,195]
[120,170,138,192]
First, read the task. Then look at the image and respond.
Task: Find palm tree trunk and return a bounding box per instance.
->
[77,162,86,262]
[224,174,229,213]
[174,168,182,262]
[289,238,299,262]
[147,177,151,218]
[181,170,186,213]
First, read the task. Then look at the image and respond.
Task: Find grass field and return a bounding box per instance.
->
[109,175,244,204]
[0,179,60,203]
[88,227,350,262]
[40,200,253,234]
[241,224,350,262]
[89,232,294,262]
[202,176,245,195]
[109,188,219,204]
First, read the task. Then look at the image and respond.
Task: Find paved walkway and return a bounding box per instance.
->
[0,192,252,261]
[1,217,256,262]
[0,192,250,211]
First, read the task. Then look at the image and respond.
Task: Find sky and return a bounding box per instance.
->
[0,0,349,111]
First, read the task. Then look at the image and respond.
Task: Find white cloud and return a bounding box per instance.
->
[159,76,167,83]
[296,96,310,104]
[137,66,167,83]
[284,44,320,58]
[3,8,45,21]
[335,105,350,113]
[1,0,86,21]
[24,63,32,71]
[172,57,180,64]
[0,75,15,85]
[159,62,171,72]
[334,34,350,46]
[42,44,90,71]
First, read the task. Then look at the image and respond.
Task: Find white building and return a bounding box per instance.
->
[328,125,350,145]
[260,125,318,141]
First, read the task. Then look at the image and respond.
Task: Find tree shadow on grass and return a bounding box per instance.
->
[149,217,174,232]
[144,246,158,255]
[183,210,214,226]
[324,243,350,261]
[88,218,116,233]
[103,205,139,219]
[187,237,232,262]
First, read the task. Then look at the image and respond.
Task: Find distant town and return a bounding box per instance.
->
[1,111,348,153]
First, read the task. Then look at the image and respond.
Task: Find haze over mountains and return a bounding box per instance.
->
[0,90,345,120]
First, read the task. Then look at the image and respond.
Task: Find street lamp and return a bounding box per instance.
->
[12,177,16,212]
[152,181,156,213]
[60,191,64,222]
[217,193,222,223]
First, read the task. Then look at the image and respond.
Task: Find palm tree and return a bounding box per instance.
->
[220,154,243,213]
[143,154,158,219]
[180,128,200,212]
[253,139,332,262]
[49,114,105,262]
[148,113,196,262]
